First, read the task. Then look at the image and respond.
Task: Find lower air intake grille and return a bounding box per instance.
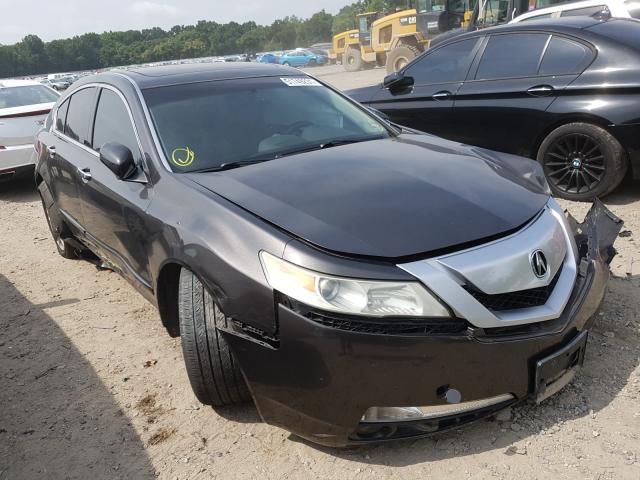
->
[462,265,563,312]
[306,313,469,336]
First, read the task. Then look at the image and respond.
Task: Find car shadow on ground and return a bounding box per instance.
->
[0,274,156,479]
[0,177,39,204]
[286,274,639,465]
[212,404,262,424]
[603,178,640,206]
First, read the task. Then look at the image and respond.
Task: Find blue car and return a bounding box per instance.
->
[257,53,278,64]
[279,49,327,67]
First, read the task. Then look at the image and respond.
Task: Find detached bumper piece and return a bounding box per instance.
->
[224,201,622,447]
[569,198,623,267]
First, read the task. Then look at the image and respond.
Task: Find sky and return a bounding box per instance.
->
[0,0,350,45]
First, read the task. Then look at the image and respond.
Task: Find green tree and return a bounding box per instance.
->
[298,10,333,45]
[0,1,425,78]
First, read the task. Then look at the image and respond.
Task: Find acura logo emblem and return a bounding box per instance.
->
[531,250,548,278]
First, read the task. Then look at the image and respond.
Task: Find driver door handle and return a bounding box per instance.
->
[527,85,555,96]
[78,167,92,182]
[432,91,452,101]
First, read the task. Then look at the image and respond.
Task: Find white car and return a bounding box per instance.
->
[0,80,59,182]
[511,0,640,23]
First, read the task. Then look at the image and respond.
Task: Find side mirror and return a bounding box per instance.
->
[100,142,136,180]
[383,72,414,92]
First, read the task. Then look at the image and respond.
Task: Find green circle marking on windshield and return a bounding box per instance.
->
[171,147,195,167]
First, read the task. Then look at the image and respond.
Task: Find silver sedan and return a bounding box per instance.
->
[0,80,59,182]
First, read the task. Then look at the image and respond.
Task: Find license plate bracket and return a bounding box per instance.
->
[534,331,588,403]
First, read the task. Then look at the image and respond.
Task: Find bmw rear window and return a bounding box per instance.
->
[0,85,59,109]
[588,19,640,50]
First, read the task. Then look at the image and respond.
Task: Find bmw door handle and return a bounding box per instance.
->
[78,168,92,182]
[527,85,555,97]
[432,91,452,101]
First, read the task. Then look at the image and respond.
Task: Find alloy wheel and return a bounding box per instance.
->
[543,133,605,194]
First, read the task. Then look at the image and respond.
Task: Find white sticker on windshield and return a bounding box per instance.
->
[280,77,321,87]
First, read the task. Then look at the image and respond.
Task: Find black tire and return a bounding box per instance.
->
[386,45,421,73]
[308,59,317,67]
[179,268,251,407]
[537,122,627,201]
[344,47,363,72]
[38,185,79,259]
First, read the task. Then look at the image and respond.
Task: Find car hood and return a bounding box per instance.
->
[187,134,550,259]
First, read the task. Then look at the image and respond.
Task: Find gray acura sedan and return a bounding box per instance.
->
[34,63,622,446]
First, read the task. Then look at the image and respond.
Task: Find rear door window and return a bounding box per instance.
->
[92,88,140,158]
[55,99,69,132]
[405,38,480,85]
[475,33,549,80]
[64,87,96,146]
[539,36,592,76]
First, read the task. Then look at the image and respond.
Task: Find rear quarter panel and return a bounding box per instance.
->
[544,39,640,177]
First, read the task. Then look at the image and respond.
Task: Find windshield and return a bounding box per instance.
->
[0,85,59,109]
[143,76,391,173]
[476,0,511,26]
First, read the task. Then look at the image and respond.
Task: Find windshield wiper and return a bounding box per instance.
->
[249,136,385,161]
[191,159,268,173]
[189,136,384,173]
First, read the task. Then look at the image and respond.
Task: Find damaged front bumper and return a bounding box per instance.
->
[223,200,622,447]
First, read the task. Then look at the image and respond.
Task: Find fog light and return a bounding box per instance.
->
[361,394,515,423]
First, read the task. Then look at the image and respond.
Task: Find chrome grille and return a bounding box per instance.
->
[462,265,563,312]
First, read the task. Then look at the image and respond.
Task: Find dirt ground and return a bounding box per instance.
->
[1,65,639,480]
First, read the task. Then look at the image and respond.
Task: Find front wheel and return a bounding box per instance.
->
[344,47,363,72]
[283,61,291,66]
[537,122,627,201]
[179,268,251,407]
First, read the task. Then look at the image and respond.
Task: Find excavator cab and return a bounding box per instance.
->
[415,0,476,35]
[472,0,530,28]
[357,12,381,48]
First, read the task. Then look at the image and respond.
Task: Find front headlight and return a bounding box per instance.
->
[260,252,450,318]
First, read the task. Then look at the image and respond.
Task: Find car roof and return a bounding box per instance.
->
[475,16,640,42]
[102,62,304,89]
[0,79,44,88]
[458,16,608,38]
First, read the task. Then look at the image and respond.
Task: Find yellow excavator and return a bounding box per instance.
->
[327,28,362,65]
[330,1,475,73]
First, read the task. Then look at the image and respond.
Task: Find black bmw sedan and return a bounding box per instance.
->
[347,17,640,201]
[34,63,621,447]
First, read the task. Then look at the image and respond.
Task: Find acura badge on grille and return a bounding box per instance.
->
[531,250,549,278]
